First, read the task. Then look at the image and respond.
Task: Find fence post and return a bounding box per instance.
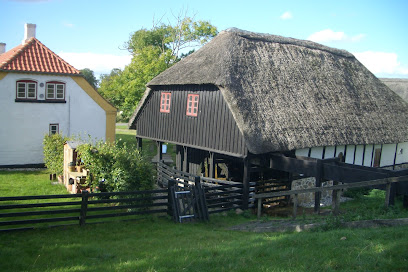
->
[79,190,89,227]
[167,179,175,217]
[385,181,391,208]
[314,160,323,214]
[293,194,298,219]
[257,198,262,220]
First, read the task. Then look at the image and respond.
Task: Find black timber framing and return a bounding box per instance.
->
[133,85,248,157]
[269,153,408,209]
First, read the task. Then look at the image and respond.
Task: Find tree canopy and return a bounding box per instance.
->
[98,15,218,121]
[80,68,98,89]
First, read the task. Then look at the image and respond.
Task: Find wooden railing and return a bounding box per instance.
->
[0,189,168,232]
[255,175,408,219]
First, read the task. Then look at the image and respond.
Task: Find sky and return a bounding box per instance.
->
[1,0,408,79]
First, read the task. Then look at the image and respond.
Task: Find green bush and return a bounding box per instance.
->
[43,134,70,176]
[76,140,154,193]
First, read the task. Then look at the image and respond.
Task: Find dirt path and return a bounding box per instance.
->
[229,218,408,233]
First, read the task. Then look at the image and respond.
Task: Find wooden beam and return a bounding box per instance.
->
[183,147,188,173]
[242,158,250,209]
[209,152,215,178]
[314,160,322,214]
[136,137,142,151]
[156,141,163,162]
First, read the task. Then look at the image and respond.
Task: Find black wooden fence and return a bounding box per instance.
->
[157,161,255,213]
[0,189,168,232]
[0,162,251,231]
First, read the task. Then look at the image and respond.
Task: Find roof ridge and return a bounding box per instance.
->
[223,28,354,58]
[0,37,80,74]
[32,38,79,73]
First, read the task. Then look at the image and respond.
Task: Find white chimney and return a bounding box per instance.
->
[0,43,5,54]
[23,23,36,44]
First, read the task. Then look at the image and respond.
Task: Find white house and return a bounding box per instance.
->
[0,24,116,167]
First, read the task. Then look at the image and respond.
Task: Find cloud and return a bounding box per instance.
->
[62,22,74,28]
[280,11,293,20]
[308,29,365,43]
[58,52,132,77]
[353,51,408,76]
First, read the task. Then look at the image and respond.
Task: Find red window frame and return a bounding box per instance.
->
[186,94,199,117]
[16,80,37,100]
[160,92,171,113]
[46,81,65,100]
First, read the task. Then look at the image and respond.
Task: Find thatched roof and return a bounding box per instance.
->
[130,28,408,154]
[381,78,408,103]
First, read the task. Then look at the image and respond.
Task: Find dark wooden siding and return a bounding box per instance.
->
[135,85,247,157]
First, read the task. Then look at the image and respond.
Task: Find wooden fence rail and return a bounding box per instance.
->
[255,176,408,219]
[0,188,168,232]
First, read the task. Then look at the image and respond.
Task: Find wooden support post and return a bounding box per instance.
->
[293,194,298,219]
[389,183,396,206]
[156,141,163,162]
[136,137,142,151]
[385,182,391,208]
[183,147,188,173]
[332,180,340,215]
[332,189,341,216]
[242,158,250,210]
[314,160,323,214]
[167,179,175,217]
[209,152,215,178]
[79,190,89,227]
[257,198,262,220]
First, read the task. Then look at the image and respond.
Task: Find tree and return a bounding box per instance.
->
[80,68,98,89]
[98,14,218,121]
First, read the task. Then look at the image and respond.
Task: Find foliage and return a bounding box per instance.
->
[98,13,218,121]
[43,134,70,176]
[80,68,98,89]
[76,140,154,193]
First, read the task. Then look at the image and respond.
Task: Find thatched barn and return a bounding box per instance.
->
[129,28,408,205]
[381,78,408,103]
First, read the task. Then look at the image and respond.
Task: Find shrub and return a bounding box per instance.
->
[76,140,154,193]
[43,134,70,176]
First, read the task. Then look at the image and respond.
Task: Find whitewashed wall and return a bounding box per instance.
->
[0,73,106,166]
[295,142,408,168]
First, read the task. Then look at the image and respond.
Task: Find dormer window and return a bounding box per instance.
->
[46,81,65,100]
[16,80,37,100]
[186,94,199,117]
[160,92,171,113]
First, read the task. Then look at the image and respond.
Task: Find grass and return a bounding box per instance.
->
[0,215,407,271]
[116,124,176,165]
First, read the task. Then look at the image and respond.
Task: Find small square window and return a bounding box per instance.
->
[160,92,171,113]
[49,124,59,135]
[186,94,199,117]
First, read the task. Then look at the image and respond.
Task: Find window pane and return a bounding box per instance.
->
[27,83,36,98]
[17,83,26,98]
[56,85,64,99]
[194,96,198,101]
[47,84,55,99]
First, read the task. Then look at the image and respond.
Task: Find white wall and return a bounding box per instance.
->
[294,142,408,168]
[0,73,106,166]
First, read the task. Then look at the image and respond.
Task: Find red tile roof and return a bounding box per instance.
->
[0,38,80,75]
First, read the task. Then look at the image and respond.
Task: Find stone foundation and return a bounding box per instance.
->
[291,177,333,206]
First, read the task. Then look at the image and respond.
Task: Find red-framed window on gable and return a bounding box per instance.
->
[46,81,65,100]
[16,80,37,100]
[160,92,171,113]
[186,94,199,117]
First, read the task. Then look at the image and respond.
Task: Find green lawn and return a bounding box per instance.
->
[0,215,407,271]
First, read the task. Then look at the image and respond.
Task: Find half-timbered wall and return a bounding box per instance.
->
[135,85,247,157]
[295,142,408,168]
